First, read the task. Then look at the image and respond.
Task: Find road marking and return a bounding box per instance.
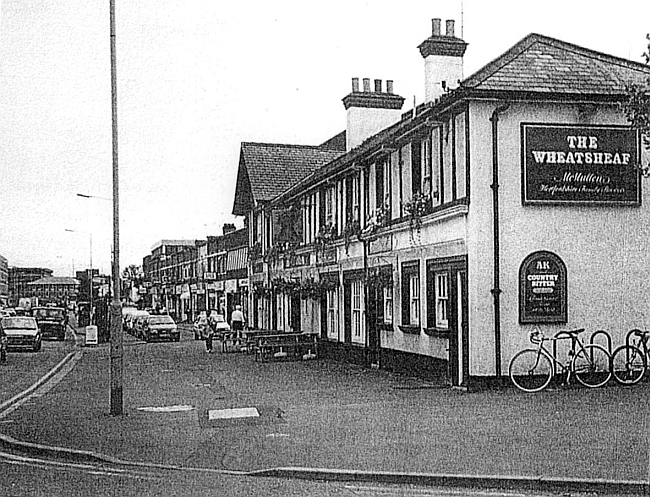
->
[0,350,82,419]
[208,407,259,420]
[137,405,195,413]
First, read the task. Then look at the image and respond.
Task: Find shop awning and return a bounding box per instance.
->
[226,248,248,271]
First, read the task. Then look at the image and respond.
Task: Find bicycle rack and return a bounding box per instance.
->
[626,328,644,348]
[590,330,612,355]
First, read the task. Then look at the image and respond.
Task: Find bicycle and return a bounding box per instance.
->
[509,328,612,393]
[610,329,650,385]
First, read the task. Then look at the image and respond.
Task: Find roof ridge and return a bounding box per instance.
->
[241,141,337,150]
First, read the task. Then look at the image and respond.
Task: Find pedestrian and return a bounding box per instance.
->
[203,310,214,353]
[230,305,245,341]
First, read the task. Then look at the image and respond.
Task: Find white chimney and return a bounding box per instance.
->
[342,77,405,151]
[418,18,468,103]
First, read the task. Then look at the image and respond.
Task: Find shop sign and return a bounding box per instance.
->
[204,272,216,281]
[238,278,249,287]
[190,284,198,291]
[215,281,224,291]
[175,285,182,295]
[225,279,237,293]
[522,124,639,205]
[519,251,567,324]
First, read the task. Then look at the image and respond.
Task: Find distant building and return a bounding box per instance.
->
[8,267,53,306]
[0,254,8,306]
[27,276,80,305]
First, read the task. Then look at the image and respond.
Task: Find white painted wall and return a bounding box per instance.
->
[467,100,650,376]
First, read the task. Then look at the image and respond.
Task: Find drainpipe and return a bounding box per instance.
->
[489,102,510,381]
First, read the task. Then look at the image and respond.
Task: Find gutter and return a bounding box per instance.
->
[489,102,510,380]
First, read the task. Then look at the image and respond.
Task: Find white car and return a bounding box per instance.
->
[1,316,42,352]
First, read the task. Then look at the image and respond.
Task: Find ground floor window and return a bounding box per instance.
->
[401,262,420,328]
[327,288,339,340]
[435,272,449,329]
[351,280,363,343]
[383,285,393,325]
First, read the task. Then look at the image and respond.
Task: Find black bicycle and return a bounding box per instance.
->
[610,329,650,385]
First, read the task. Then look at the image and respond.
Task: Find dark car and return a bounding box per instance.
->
[32,306,67,341]
[143,314,178,342]
[0,316,41,352]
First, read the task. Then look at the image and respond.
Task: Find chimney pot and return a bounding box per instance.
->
[352,77,359,92]
[363,78,371,92]
[386,80,394,94]
[432,18,441,36]
[445,19,455,37]
[374,79,382,92]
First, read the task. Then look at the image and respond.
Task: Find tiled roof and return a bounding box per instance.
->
[462,33,650,95]
[238,142,344,205]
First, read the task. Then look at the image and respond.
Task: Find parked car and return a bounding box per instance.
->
[0,316,41,352]
[32,306,67,340]
[143,314,178,342]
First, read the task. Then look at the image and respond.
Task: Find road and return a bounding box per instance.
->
[0,320,647,496]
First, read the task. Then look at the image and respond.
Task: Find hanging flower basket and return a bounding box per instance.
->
[403,192,430,234]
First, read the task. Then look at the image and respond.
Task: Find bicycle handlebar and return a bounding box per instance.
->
[529,328,586,344]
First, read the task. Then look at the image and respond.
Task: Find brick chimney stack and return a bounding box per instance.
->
[342,77,405,151]
[418,18,468,102]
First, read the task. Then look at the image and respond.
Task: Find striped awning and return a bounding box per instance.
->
[226,248,248,271]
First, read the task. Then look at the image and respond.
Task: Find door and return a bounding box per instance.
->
[367,285,380,368]
[290,293,301,332]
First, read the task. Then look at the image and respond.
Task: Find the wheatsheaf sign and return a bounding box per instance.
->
[522,124,639,204]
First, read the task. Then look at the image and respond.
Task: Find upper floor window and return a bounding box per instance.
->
[325,185,335,227]
[352,174,360,222]
[422,137,432,199]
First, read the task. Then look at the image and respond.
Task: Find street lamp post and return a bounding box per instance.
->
[109,0,123,416]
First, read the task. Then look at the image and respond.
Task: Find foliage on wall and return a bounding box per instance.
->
[623,34,650,176]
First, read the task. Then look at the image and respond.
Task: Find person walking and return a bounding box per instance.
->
[230,305,245,342]
[203,310,214,353]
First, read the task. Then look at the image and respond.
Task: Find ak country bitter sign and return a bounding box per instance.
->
[521,124,640,205]
[519,251,567,324]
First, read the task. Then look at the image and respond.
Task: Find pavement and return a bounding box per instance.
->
[0,318,649,496]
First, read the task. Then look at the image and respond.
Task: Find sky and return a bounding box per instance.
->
[0,0,649,278]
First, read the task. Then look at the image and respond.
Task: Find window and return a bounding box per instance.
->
[411,139,422,196]
[327,288,339,340]
[352,174,360,222]
[435,272,449,328]
[351,280,363,342]
[383,285,393,325]
[302,193,318,244]
[409,274,420,325]
[422,137,432,199]
[400,262,420,329]
[325,186,335,226]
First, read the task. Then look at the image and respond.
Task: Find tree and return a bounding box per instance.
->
[623,34,650,175]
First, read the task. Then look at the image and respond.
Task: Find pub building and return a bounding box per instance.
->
[233,18,650,388]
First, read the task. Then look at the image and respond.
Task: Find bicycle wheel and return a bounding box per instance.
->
[509,349,553,393]
[611,345,646,385]
[572,344,612,388]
